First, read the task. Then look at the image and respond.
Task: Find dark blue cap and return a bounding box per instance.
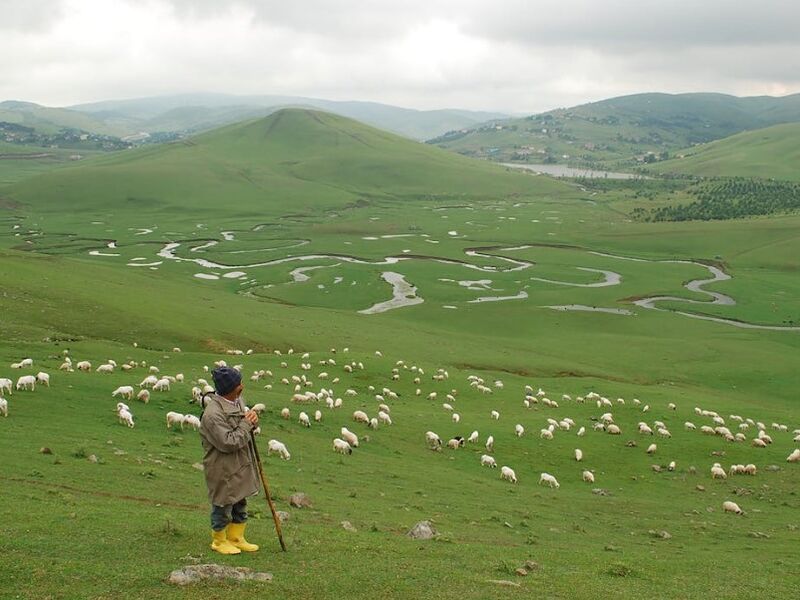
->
[212,366,242,396]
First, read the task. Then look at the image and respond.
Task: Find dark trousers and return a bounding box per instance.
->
[211,498,248,531]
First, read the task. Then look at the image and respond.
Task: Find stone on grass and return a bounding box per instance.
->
[341,520,357,532]
[39,447,53,455]
[167,564,272,586]
[87,454,98,464]
[276,511,290,523]
[288,493,312,508]
[406,520,437,540]
[487,579,521,588]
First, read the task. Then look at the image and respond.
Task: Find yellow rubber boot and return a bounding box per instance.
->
[210,529,241,555]
[226,523,259,552]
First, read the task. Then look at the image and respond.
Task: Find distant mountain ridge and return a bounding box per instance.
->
[430,92,800,168]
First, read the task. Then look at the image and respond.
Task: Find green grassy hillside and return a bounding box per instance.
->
[431,92,800,168]
[1,109,799,599]
[0,100,127,136]
[652,123,800,182]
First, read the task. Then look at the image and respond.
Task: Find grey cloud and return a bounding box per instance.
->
[0,0,65,31]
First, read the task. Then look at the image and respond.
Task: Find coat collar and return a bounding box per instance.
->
[213,393,244,414]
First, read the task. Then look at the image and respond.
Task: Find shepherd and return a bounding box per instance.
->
[199,366,261,554]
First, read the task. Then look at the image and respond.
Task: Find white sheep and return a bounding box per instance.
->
[447,437,465,449]
[0,378,13,395]
[722,500,744,515]
[787,449,800,463]
[341,427,359,448]
[153,378,171,392]
[540,428,554,440]
[607,424,621,435]
[314,409,322,422]
[182,414,201,431]
[485,435,494,452]
[685,421,696,430]
[35,372,50,387]
[668,461,676,471]
[582,470,595,483]
[15,375,36,391]
[378,411,392,425]
[480,454,497,468]
[500,466,517,483]
[352,410,369,424]
[515,424,524,437]
[468,430,479,443]
[574,448,583,462]
[118,408,135,428]
[139,375,158,388]
[490,410,500,420]
[426,431,442,450]
[76,361,91,371]
[452,413,461,424]
[299,412,311,427]
[112,386,134,400]
[646,443,657,455]
[20,358,33,368]
[0,397,7,417]
[711,465,727,479]
[333,438,352,455]
[576,426,586,437]
[539,472,560,488]
[280,407,290,420]
[268,439,291,460]
[96,363,114,374]
[136,389,150,404]
[166,411,185,430]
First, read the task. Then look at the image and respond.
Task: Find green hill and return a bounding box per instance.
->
[0,100,127,137]
[652,122,800,182]
[7,108,566,215]
[431,92,800,168]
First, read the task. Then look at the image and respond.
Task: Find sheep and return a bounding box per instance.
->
[153,378,171,392]
[299,412,311,427]
[711,465,727,479]
[514,424,524,438]
[314,410,322,422]
[0,397,7,417]
[490,410,500,420]
[574,448,583,462]
[139,375,158,388]
[0,378,12,395]
[15,375,36,391]
[582,470,595,483]
[485,435,494,452]
[20,358,33,368]
[76,361,91,371]
[500,466,517,483]
[786,449,800,463]
[751,438,768,448]
[442,403,453,412]
[333,438,352,455]
[638,422,653,435]
[137,389,150,404]
[447,437,465,449]
[352,410,369,424]
[480,454,497,468]
[118,409,135,428]
[341,427,359,448]
[646,443,657,455]
[378,411,392,425]
[668,402,677,410]
[426,431,442,450]
[166,411,185,430]
[722,501,744,515]
[700,425,716,435]
[112,386,134,400]
[576,426,586,437]
[539,473,560,488]
[452,413,461,424]
[468,430,479,443]
[182,414,201,431]
[175,373,184,383]
[96,364,114,374]
[34,372,50,387]
[540,428,554,440]
[607,424,621,435]
[668,461,676,471]
[744,464,757,476]
[369,417,379,429]
[268,439,291,460]
[685,421,696,430]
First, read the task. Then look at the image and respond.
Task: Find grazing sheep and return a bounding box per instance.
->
[333,438,352,455]
[0,397,7,417]
[668,402,676,410]
[539,473,560,488]
[15,375,36,391]
[139,375,158,388]
[485,435,494,452]
[118,409,135,428]
[280,407,290,420]
[452,413,461,424]
[711,465,727,479]
[166,411,185,430]
[152,378,171,392]
[490,410,500,420]
[352,410,369,424]
[744,464,757,475]
[314,410,322,422]
[582,470,595,483]
[480,454,497,468]
[607,424,621,435]
[468,430,479,443]
[786,449,800,463]
[574,448,583,462]
[685,421,696,430]
[35,372,50,387]
[447,437,465,449]
[751,438,768,448]
[137,389,150,404]
[500,466,517,483]
[111,386,133,401]
[76,361,91,371]
[0,378,12,395]
[299,412,311,427]
[514,424,524,437]
[668,461,676,471]
[722,500,744,515]
[268,439,291,460]
[577,426,586,437]
[540,428,554,440]
[20,358,33,368]
[425,431,442,450]
[182,414,201,431]
[96,364,114,374]
[646,443,657,455]
[657,428,672,438]
[638,422,653,435]
[378,411,392,425]
[341,427,359,448]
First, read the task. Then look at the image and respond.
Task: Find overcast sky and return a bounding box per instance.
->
[1,0,798,114]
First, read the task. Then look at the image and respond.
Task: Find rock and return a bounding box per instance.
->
[592,488,610,496]
[114,449,127,456]
[765,465,781,472]
[514,568,528,577]
[696,485,706,492]
[625,440,637,447]
[524,560,539,571]
[167,564,273,586]
[406,520,437,540]
[276,511,290,523]
[487,580,521,588]
[748,531,770,539]
[341,520,357,532]
[651,465,662,473]
[648,529,672,540]
[87,454,98,464]
[191,462,204,471]
[711,451,726,457]
[288,493,312,508]
[39,447,52,455]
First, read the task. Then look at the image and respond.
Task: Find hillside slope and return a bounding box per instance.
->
[6,108,566,215]
[652,122,800,182]
[0,100,127,137]
[431,92,800,168]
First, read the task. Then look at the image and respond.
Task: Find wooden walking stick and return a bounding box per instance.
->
[250,432,287,552]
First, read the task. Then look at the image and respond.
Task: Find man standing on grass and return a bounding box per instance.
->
[199,366,261,555]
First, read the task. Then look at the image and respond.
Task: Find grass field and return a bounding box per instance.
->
[1,109,798,599]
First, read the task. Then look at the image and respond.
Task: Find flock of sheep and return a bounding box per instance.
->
[3,345,799,521]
